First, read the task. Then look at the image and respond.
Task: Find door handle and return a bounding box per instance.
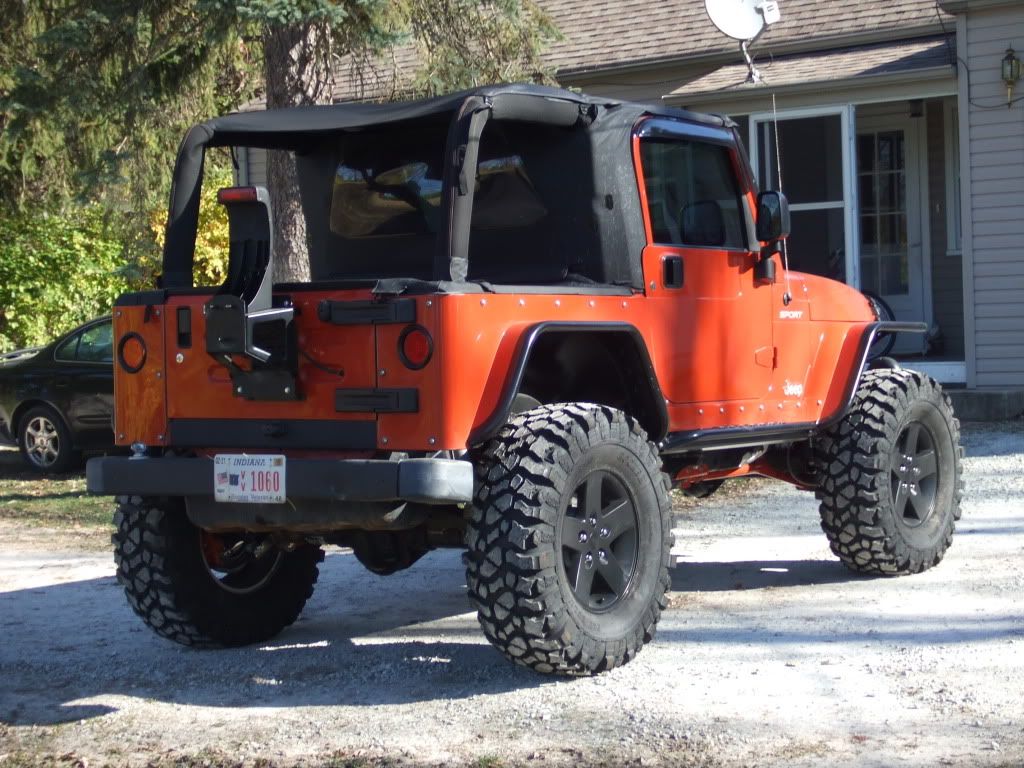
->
[662,256,684,288]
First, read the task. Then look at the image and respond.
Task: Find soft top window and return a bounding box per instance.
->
[328,155,544,240]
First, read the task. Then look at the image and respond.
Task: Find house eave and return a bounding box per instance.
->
[939,0,1020,13]
[664,65,957,108]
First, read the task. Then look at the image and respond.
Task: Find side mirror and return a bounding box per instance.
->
[756,190,790,242]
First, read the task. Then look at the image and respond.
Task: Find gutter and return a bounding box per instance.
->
[664,65,957,108]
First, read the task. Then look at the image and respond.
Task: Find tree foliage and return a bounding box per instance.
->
[0,2,258,211]
[0,205,134,350]
[0,0,560,313]
[403,0,557,95]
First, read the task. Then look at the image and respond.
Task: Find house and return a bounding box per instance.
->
[237,0,1024,411]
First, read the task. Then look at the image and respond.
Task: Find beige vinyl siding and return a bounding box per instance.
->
[245,147,269,188]
[963,5,1024,387]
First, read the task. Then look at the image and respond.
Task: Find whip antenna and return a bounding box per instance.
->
[771,93,793,305]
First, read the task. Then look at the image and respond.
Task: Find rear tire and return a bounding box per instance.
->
[816,369,963,575]
[466,404,672,675]
[113,496,323,647]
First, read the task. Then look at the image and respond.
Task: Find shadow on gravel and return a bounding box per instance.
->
[669,559,861,591]
[657,614,1024,647]
[958,421,1024,457]
[0,549,549,727]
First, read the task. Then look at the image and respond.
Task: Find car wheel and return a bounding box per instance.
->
[816,369,963,575]
[466,403,673,675]
[18,405,79,474]
[114,496,324,647]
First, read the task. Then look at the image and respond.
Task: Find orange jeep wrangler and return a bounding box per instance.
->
[87,84,963,675]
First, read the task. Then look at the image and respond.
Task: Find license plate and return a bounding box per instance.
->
[214,454,286,504]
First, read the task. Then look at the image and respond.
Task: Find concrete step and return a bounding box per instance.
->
[947,389,1024,421]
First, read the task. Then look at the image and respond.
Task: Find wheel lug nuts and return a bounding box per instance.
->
[599,527,610,538]
[578,531,589,543]
[584,553,594,568]
[598,549,608,563]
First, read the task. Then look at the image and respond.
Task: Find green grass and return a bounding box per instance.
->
[0,447,113,529]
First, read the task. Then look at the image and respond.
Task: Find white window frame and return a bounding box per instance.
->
[748,105,860,288]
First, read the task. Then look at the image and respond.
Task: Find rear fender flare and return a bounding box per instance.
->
[468,322,669,446]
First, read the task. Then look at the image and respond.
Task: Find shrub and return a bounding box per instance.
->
[0,205,136,350]
[0,164,232,352]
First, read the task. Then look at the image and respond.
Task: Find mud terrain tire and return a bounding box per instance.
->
[816,368,963,575]
[466,404,672,675]
[113,496,323,647]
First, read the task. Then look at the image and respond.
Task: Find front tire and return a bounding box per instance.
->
[113,496,323,647]
[466,404,673,675]
[816,369,963,575]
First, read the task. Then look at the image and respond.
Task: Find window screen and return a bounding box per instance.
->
[640,139,747,249]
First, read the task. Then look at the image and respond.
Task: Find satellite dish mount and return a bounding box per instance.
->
[705,0,781,84]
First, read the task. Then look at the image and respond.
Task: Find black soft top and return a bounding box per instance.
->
[164,83,735,290]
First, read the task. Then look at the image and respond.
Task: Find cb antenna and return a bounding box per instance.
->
[705,0,782,83]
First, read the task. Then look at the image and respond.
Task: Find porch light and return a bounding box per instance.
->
[1002,48,1021,108]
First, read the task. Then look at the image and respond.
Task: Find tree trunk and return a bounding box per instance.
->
[263,22,333,283]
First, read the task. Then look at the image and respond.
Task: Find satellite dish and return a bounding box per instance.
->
[705,0,781,42]
[705,0,781,83]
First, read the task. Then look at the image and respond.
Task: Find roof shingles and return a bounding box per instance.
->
[287,0,956,105]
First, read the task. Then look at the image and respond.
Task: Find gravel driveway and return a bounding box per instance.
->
[1,422,1022,767]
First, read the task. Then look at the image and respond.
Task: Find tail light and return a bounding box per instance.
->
[398,325,433,370]
[217,186,259,204]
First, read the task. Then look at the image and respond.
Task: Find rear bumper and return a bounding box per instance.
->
[86,455,474,505]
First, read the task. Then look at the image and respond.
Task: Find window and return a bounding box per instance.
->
[858,130,909,296]
[55,321,113,363]
[640,139,747,249]
[330,161,443,239]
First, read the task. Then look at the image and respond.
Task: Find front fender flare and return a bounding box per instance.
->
[821,320,927,429]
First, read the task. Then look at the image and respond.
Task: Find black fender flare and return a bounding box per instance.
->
[468,322,669,446]
[824,320,927,428]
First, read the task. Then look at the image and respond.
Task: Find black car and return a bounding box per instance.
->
[0,317,114,473]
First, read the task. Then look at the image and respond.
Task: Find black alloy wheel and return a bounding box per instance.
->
[560,470,639,612]
[890,420,940,532]
[200,532,285,595]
